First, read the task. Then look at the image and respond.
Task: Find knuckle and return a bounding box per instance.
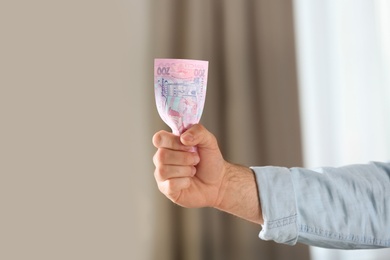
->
[153,167,162,181]
[156,166,169,180]
[165,179,175,191]
[152,153,159,166]
[158,179,175,195]
[157,181,167,194]
[196,123,205,132]
[166,179,188,196]
[153,130,177,149]
[152,131,163,147]
[154,149,167,163]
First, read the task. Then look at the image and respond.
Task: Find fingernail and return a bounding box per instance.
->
[182,133,194,142]
[183,146,195,152]
[194,155,200,165]
[191,167,197,176]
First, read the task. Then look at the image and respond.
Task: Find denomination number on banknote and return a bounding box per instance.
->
[157,67,170,76]
[194,69,205,77]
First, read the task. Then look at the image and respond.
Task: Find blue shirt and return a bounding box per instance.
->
[251,162,390,249]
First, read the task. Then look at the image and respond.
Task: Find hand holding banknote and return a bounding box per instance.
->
[153,59,262,223]
[152,124,263,224]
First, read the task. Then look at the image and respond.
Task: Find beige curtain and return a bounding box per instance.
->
[152,0,309,259]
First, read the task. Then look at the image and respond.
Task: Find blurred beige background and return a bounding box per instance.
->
[0,0,309,259]
[1,0,155,259]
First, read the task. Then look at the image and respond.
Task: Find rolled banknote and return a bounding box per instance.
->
[154,59,209,135]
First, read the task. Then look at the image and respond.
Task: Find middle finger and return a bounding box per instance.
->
[153,148,200,166]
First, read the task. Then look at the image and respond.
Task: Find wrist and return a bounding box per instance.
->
[214,163,263,224]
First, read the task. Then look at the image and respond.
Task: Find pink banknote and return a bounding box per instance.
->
[154,59,209,135]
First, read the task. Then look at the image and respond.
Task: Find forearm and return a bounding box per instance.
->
[214,162,263,225]
[253,162,390,249]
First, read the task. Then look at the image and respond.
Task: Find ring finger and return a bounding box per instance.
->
[154,164,196,182]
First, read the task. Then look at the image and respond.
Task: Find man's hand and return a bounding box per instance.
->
[152,124,263,224]
[152,124,227,208]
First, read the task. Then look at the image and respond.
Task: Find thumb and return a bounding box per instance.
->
[180,124,218,150]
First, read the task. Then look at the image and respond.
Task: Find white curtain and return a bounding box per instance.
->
[293,0,390,259]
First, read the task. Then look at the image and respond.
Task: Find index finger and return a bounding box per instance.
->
[152,130,194,151]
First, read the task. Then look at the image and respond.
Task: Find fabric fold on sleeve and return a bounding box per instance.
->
[251,166,298,245]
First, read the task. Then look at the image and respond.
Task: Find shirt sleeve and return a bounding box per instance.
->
[251,161,390,249]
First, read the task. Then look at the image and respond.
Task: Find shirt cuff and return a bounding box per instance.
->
[251,166,298,245]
